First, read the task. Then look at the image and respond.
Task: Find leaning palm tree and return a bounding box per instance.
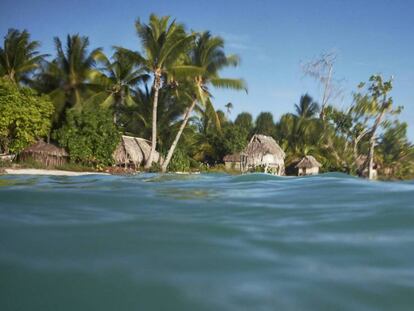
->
[87,48,148,124]
[0,29,47,84]
[37,34,102,126]
[161,31,247,172]
[294,94,320,118]
[120,14,196,168]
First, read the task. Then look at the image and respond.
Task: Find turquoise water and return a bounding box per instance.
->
[0,173,413,310]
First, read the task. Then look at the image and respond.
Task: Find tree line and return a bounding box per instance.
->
[0,14,413,179]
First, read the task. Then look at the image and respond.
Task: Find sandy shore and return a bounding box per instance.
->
[4,168,109,176]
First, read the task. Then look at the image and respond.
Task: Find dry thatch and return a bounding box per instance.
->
[113,135,160,168]
[22,141,68,157]
[241,134,285,175]
[19,141,68,167]
[295,155,321,169]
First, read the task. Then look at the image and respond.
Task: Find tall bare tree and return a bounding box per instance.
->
[302,52,342,120]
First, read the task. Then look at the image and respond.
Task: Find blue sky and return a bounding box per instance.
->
[1,0,413,139]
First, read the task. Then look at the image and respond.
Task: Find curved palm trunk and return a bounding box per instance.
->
[144,72,161,169]
[161,100,197,173]
[113,91,124,125]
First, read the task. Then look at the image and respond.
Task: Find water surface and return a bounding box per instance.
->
[0,173,413,310]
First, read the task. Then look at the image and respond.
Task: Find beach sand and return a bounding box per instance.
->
[4,168,109,176]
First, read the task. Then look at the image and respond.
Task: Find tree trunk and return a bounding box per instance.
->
[353,129,369,161]
[161,100,197,173]
[144,72,161,169]
[367,133,376,180]
[114,89,125,126]
[367,111,385,180]
[319,65,332,121]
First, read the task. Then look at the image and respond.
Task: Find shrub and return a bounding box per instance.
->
[0,78,53,153]
[168,148,190,172]
[54,106,120,167]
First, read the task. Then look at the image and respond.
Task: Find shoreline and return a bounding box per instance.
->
[1,168,202,176]
[3,168,110,176]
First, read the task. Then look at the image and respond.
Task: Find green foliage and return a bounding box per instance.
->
[87,48,148,125]
[0,29,46,84]
[148,162,161,173]
[0,78,53,153]
[168,148,191,172]
[377,121,414,179]
[222,124,249,154]
[254,112,275,137]
[35,34,103,127]
[235,112,254,133]
[294,94,319,118]
[1,21,413,180]
[54,106,120,166]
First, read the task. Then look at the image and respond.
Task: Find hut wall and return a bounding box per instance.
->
[19,153,68,167]
[298,167,319,176]
[225,161,241,170]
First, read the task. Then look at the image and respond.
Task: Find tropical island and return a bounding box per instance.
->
[1,14,413,180]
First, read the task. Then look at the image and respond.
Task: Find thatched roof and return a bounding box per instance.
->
[223,153,241,162]
[242,134,285,166]
[113,135,160,166]
[21,141,68,157]
[295,155,321,169]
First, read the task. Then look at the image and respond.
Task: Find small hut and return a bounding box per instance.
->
[295,155,322,176]
[241,134,285,175]
[19,141,68,167]
[223,153,242,170]
[113,135,160,168]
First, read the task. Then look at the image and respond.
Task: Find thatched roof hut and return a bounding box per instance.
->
[19,141,68,167]
[241,134,285,175]
[223,152,242,170]
[295,155,322,176]
[223,153,241,163]
[113,135,160,168]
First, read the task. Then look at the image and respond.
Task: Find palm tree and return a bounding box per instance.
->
[122,14,196,168]
[294,94,320,118]
[37,34,102,126]
[87,48,148,124]
[225,102,233,116]
[276,111,325,160]
[122,83,189,152]
[0,29,47,84]
[161,31,246,172]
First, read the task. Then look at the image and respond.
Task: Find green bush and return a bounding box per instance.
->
[148,162,161,173]
[168,148,190,172]
[54,106,120,167]
[0,78,54,153]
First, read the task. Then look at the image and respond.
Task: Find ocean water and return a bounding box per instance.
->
[0,173,413,311]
